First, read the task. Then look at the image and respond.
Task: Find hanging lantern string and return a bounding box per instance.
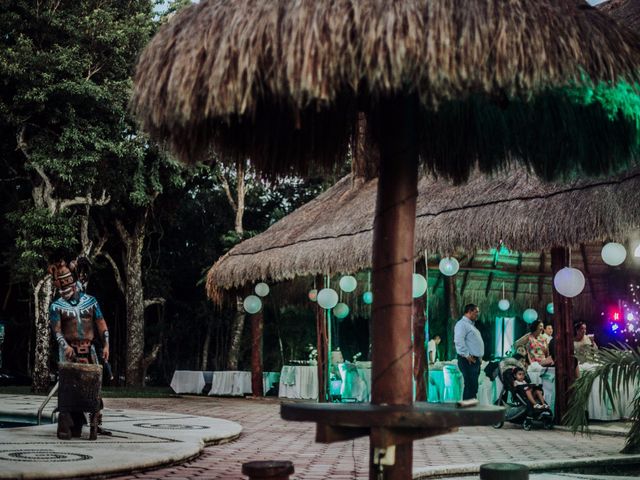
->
[529,283,532,308]
[502,281,505,299]
[569,247,572,268]
[424,251,429,323]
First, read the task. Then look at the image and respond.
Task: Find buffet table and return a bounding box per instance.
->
[427,361,496,405]
[170,370,206,394]
[579,363,638,421]
[279,365,318,400]
[208,370,252,396]
[170,370,280,396]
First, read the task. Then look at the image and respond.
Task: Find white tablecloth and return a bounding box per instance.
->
[427,362,495,405]
[338,363,370,402]
[208,371,252,396]
[579,364,638,421]
[170,370,206,394]
[279,365,318,400]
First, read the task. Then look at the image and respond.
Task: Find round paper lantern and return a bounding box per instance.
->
[601,242,627,266]
[339,275,357,293]
[553,267,585,298]
[438,257,460,276]
[317,288,339,310]
[523,308,538,324]
[363,291,373,304]
[254,282,270,297]
[635,244,640,258]
[546,302,554,315]
[498,299,510,311]
[308,289,318,301]
[243,295,262,314]
[412,273,428,298]
[333,303,350,319]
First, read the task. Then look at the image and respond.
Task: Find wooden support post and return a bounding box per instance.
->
[445,275,459,361]
[316,276,328,402]
[370,96,419,479]
[413,260,427,402]
[460,256,473,296]
[580,243,597,301]
[551,247,576,424]
[537,252,546,301]
[251,311,264,397]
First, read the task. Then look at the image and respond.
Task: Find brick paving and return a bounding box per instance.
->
[106,396,629,480]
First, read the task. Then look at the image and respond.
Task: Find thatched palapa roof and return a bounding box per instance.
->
[600,0,640,32]
[132,0,640,181]
[207,167,640,294]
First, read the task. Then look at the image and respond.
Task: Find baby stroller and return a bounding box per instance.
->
[492,356,553,431]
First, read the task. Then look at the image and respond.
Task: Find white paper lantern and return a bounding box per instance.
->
[635,244,640,258]
[333,303,350,319]
[243,295,262,314]
[412,273,428,298]
[317,288,339,310]
[438,257,460,276]
[498,299,510,311]
[553,267,585,298]
[601,242,627,266]
[254,282,270,297]
[523,308,538,324]
[339,275,357,293]
[308,289,318,301]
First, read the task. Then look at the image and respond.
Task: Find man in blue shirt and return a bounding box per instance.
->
[454,304,484,400]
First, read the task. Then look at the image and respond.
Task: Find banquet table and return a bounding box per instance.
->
[579,363,638,421]
[279,365,318,400]
[170,370,280,396]
[338,363,370,402]
[427,362,496,405]
[170,370,206,394]
[208,370,251,396]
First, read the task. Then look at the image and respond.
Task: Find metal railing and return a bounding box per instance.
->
[37,382,59,425]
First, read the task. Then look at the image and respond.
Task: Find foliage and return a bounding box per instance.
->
[564,345,640,453]
[6,205,78,281]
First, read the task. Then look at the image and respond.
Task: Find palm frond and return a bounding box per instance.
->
[564,344,640,453]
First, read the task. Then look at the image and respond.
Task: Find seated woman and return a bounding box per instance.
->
[573,321,598,368]
[512,366,548,409]
[516,320,554,366]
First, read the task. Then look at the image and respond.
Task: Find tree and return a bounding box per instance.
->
[0,0,156,390]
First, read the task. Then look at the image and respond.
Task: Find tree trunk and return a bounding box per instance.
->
[201,320,213,371]
[445,275,459,360]
[551,247,576,424]
[250,311,264,396]
[31,276,53,394]
[369,97,419,479]
[235,160,245,235]
[227,295,246,370]
[316,294,328,402]
[413,261,427,402]
[121,218,146,387]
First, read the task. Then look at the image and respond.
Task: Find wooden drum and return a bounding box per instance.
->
[58,363,102,413]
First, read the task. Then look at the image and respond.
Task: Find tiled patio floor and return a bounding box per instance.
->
[105,396,635,480]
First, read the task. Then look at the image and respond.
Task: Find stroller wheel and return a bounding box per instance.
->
[543,419,554,430]
[522,418,533,431]
[492,421,504,429]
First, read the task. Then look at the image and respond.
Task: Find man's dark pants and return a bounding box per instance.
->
[457,355,481,400]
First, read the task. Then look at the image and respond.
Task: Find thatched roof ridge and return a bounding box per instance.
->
[599,0,640,32]
[133,0,640,178]
[207,167,640,294]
